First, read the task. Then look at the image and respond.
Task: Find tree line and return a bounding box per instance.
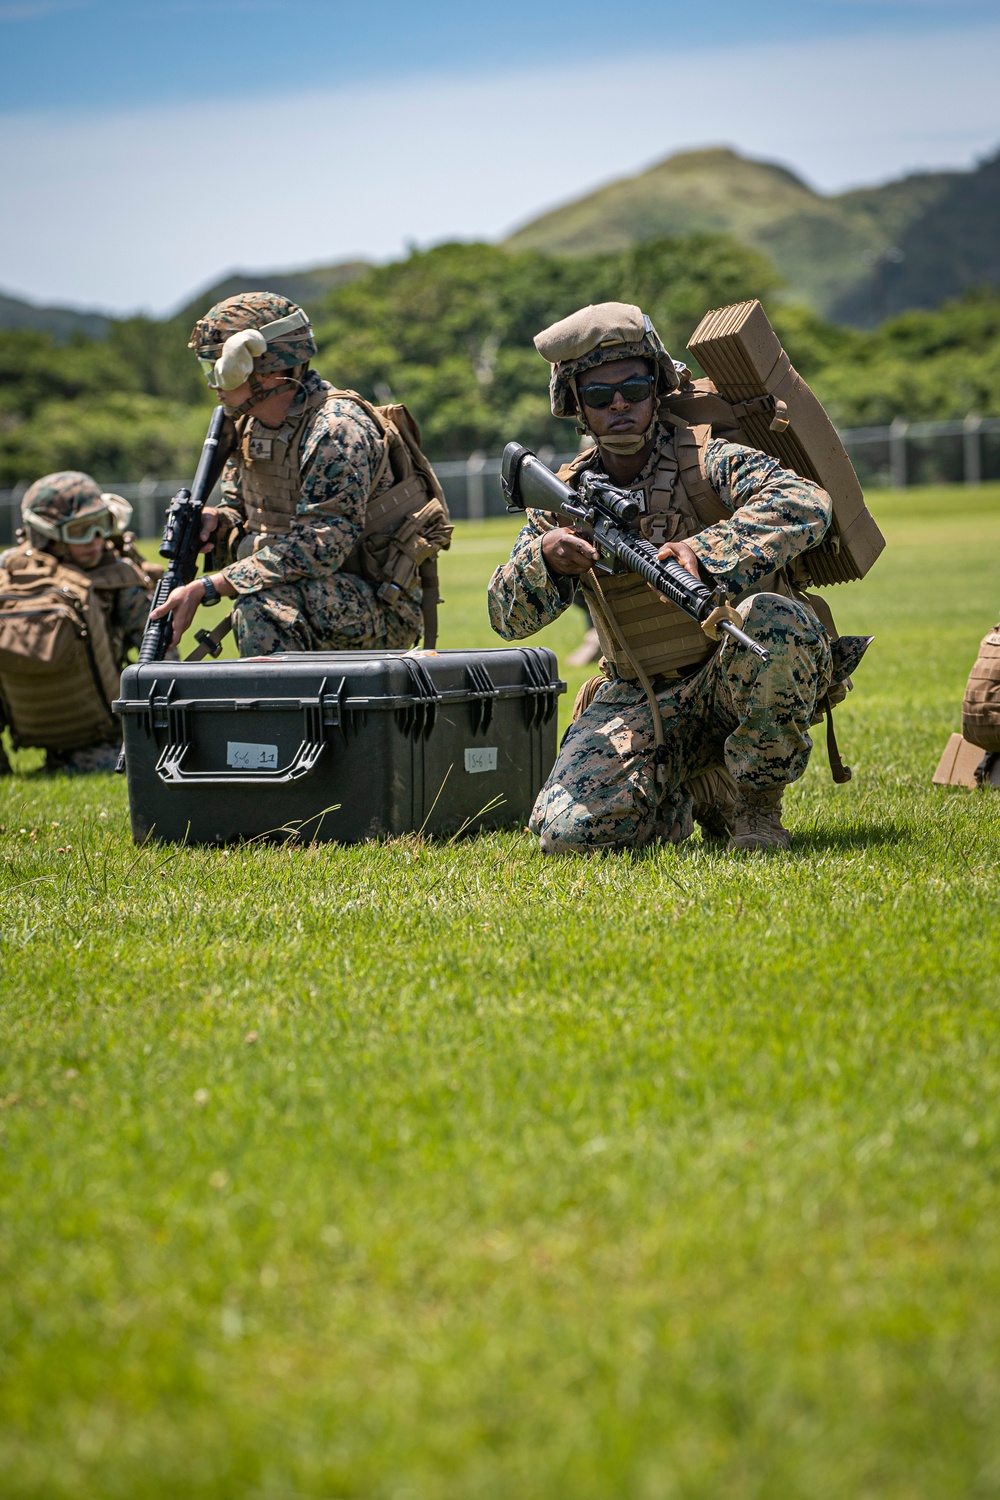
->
[1,235,998,487]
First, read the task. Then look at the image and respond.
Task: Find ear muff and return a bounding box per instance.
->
[215,328,268,391]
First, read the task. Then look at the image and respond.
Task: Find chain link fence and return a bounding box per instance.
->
[3,418,999,547]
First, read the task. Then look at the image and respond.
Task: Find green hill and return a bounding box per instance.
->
[505,146,1000,325]
[0,290,110,342]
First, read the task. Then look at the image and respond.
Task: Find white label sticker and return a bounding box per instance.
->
[464,747,497,774]
[227,741,279,771]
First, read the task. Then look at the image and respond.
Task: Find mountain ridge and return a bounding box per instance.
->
[504,146,1000,324]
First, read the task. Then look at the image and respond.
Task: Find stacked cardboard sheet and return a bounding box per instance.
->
[687,300,885,586]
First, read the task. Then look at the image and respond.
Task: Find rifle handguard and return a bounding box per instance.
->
[700,603,744,642]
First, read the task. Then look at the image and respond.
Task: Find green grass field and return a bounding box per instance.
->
[3,487,1000,1499]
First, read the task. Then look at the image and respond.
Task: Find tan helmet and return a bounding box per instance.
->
[535,302,681,426]
[188,291,317,415]
[21,471,132,549]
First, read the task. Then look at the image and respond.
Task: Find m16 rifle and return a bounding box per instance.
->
[500,442,768,663]
[136,406,236,666]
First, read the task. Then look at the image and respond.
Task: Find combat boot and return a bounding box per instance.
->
[727,785,790,852]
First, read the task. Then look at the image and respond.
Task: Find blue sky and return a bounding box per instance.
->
[2,0,995,114]
[1,0,998,313]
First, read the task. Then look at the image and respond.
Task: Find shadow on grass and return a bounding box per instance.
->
[787,822,910,853]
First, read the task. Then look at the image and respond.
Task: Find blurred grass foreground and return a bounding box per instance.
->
[2,485,1000,1498]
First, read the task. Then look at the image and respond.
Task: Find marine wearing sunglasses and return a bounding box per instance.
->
[541,355,702,587]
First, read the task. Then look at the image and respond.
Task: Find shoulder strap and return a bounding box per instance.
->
[660,417,730,526]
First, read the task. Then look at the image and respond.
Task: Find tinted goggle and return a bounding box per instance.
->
[579,374,655,409]
[58,511,115,544]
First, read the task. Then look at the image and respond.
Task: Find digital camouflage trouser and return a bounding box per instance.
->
[232,572,419,655]
[529,593,832,853]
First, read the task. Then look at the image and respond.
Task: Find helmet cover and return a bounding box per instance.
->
[534,302,681,419]
[21,471,132,541]
[188,291,317,391]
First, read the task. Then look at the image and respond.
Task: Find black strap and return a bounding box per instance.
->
[184,615,233,662]
[823,695,852,783]
[419,559,440,649]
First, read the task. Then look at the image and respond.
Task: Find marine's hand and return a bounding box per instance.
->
[541,526,600,577]
[149,580,204,646]
[199,506,220,554]
[655,540,701,580]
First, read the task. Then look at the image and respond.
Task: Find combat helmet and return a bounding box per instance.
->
[188,291,317,417]
[21,471,132,550]
[535,302,683,454]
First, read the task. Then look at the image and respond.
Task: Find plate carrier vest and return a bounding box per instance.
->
[234,381,450,643]
[0,543,151,749]
[563,418,737,681]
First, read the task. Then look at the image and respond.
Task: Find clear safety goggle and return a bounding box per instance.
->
[58,511,115,544]
[199,356,222,388]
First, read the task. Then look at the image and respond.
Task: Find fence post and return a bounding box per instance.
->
[466,450,487,523]
[889,417,908,489]
[964,413,982,487]
[137,476,158,539]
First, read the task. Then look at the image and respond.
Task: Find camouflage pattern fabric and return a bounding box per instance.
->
[188,291,317,375]
[233,573,419,654]
[215,371,423,649]
[530,592,833,853]
[488,429,832,638]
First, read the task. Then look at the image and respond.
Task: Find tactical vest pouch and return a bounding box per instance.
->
[0,553,119,749]
[683,300,885,585]
[961,625,1000,752]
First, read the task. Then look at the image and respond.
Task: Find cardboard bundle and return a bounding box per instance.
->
[686,300,885,586]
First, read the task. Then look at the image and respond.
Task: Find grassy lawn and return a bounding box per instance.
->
[2,486,1000,1498]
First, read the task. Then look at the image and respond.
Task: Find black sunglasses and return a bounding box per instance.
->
[578,374,655,409]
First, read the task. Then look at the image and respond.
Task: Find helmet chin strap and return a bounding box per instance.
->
[595,422,657,457]
[221,371,305,420]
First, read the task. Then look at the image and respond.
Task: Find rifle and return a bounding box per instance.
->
[116,408,236,773]
[500,442,768,663]
[136,406,236,666]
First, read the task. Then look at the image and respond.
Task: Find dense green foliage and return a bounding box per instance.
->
[0,318,212,487]
[1,236,999,486]
[3,489,1000,1497]
[310,236,779,456]
[773,290,1000,427]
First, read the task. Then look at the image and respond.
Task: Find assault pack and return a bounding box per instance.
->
[0,543,151,750]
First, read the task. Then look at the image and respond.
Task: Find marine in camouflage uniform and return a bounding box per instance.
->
[0,472,155,774]
[156,292,447,656]
[488,302,836,853]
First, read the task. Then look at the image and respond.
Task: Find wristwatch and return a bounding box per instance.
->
[201,575,222,607]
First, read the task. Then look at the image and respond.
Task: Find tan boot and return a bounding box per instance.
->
[727,785,790,852]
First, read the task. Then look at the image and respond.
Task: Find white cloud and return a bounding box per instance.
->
[0,21,998,313]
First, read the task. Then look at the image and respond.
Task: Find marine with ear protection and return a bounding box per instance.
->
[151,289,451,659]
[190,296,317,418]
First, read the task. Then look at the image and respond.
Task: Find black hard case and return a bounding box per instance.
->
[115,648,564,846]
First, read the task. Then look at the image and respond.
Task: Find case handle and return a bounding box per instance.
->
[155,739,325,786]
